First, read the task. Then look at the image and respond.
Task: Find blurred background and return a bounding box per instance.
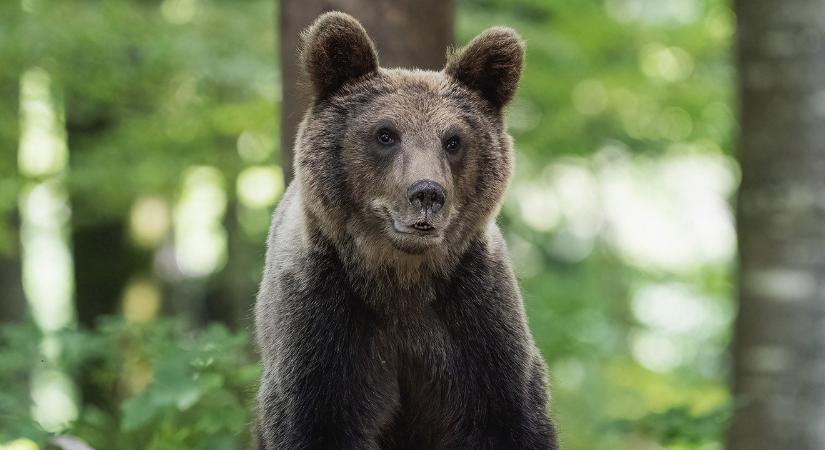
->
[0,0,788,448]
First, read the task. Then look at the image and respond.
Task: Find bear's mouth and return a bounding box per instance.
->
[381,207,442,240]
[373,206,445,253]
[392,218,439,237]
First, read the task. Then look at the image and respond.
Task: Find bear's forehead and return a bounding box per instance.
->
[340,68,473,103]
[380,68,447,88]
[337,68,486,128]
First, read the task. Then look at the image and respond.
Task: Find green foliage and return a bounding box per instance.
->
[80,320,258,450]
[0,323,48,444]
[0,320,259,449]
[614,405,730,445]
[1,0,736,448]
[460,1,735,449]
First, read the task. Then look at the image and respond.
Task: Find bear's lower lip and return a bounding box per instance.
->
[391,219,439,237]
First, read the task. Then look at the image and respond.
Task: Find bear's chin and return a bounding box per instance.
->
[386,232,443,255]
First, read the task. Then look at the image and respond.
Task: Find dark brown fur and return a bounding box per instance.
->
[255,12,557,449]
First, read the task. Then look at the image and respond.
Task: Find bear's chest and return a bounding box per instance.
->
[391,309,451,373]
[374,306,481,444]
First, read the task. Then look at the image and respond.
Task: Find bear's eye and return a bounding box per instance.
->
[376,128,396,146]
[444,136,462,154]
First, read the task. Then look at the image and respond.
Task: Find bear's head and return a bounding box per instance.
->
[295,12,523,273]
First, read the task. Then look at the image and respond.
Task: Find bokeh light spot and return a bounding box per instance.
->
[237,165,284,209]
[174,166,227,277]
[129,197,171,247]
[122,278,162,324]
[640,44,694,82]
[160,0,197,24]
[30,370,78,432]
[18,68,68,178]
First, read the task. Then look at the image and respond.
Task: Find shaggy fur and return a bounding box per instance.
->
[255,12,557,450]
[300,13,379,100]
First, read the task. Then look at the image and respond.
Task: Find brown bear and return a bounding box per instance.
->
[255,11,557,450]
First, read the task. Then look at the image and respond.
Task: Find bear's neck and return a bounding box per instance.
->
[337,236,486,312]
[305,210,482,308]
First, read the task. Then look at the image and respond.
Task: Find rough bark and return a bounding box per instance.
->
[727,0,825,448]
[278,0,455,184]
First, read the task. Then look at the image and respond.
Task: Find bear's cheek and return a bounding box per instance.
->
[453,147,485,205]
[450,143,507,230]
[340,145,401,218]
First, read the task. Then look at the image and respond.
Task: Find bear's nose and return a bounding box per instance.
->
[407,179,446,214]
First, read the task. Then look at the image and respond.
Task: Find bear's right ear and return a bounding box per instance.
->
[300,12,379,100]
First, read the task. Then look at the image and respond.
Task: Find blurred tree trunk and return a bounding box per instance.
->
[67,122,150,412]
[0,219,24,323]
[727,0,825,449]
[278,0,455,184]
[0,4,23,324]
[67,119,120,328]
[71,219,145,328]
[0,64,23,325]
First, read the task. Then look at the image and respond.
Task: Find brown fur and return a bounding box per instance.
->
[300,12,379,100]
[297,69,510,292]
[255,12,557,449]
[296,16,522,292]
[445,27,525,108]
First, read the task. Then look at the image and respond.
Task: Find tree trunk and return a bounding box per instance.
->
[0,217,24,324]
[0,3,23,324]
[71,220,147,328]
[278,0,455,184]
[67,120,150,412]
[727,0,825,449]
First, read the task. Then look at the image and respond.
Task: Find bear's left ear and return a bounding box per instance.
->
[444,27,524,109]
[300,12,379,100]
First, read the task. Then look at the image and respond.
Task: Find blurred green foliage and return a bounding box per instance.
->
[1,319,259,449]
[460,1,734,448]
[1,0,735,448]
